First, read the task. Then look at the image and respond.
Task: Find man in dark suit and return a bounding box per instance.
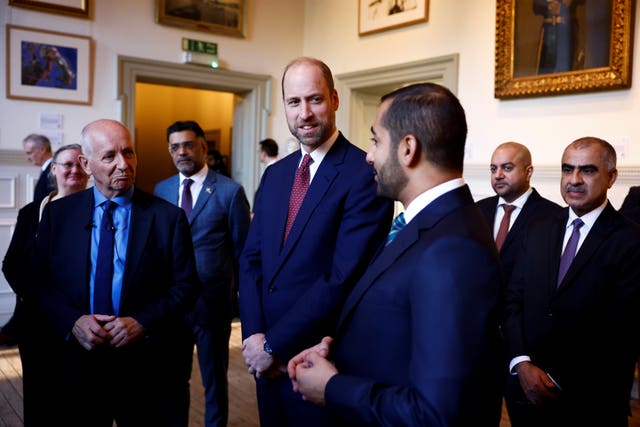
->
[31,119,200,427]
[620,186,640,224]
[504,137,640,427]
[477,142,561,281]
[155,120,251,427]
[23,134,56,203]
[239,57,393,427]
[287,82,503,426]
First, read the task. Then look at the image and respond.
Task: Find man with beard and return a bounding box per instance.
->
[155,120,251,427]
[239,57,393,427]
[477,142,561,282]
[503,137,640,426]
[287,82,503,426]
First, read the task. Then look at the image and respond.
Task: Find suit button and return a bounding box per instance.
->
[547,309,553,317]
[268,286,275,292]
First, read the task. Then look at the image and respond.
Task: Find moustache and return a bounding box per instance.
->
[565,185,585,193]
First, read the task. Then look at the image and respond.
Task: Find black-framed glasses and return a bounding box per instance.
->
[54,162,82,170]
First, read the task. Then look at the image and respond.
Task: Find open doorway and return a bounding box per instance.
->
[134,83,235,193]
[118,56,271,202]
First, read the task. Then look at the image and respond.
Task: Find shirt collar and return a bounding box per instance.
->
[403,178,466,224]
[93,186,134,208]
[180,164,208,186]
[42,157,53,171]
[301,129,339,165]
[566,199,607,230]
[498,187,533,210]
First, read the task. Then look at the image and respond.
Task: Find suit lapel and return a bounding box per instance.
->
[336,185,473,333]
[277,136,347,260]
[190,170,217,224]
[500,190,541,254]
[557,204,616,291]
[120,190,153,304]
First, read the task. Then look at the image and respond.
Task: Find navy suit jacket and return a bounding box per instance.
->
[33,162,55,203]
[154,169,251,324]
[477,188,562,281]
[504,204,640,424]
[325,185,503,426]
[32,187,200,342]
[239,133,393,360]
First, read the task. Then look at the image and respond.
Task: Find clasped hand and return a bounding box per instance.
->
[72,314,144,351]
[242,333,275,378]
[287,336,337,405]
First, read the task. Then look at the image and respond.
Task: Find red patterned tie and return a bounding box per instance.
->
[284,154,313,241]
[495,204,516,251]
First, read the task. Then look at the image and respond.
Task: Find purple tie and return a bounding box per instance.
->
[94,201,116,315]
[284,154,313,241]
[557,218,584,286]
[181,178,193,218]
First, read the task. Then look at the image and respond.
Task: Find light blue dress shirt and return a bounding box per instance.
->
[89,186,133,315]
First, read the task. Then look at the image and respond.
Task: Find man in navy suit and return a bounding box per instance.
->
[477,142,561,281]
[32,119,200,427]
[620,186,640,224]
[155,120,251,427]
[288,82,503,426]
[239,57,393,427]
[23,134,56,203]
[504,137,640,426]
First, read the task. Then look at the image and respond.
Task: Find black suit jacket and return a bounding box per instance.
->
[33,162,55,203]
[477,188,562,281]
[620,186,640,224]
[504,204,640,425]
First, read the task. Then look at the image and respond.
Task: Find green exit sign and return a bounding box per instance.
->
[182,38,217,55]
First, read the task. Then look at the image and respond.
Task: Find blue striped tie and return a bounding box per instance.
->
[94,201,116,314]
[385,213,406,246]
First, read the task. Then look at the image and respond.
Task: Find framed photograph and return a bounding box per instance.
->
[495,0,635,99]
[8,0,89,19]
[359,0,429,36]
[6,25,93,105]
[156,0,245,38]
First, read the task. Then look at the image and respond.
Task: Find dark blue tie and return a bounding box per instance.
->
[94,201,116,314]
[385,213,406,246]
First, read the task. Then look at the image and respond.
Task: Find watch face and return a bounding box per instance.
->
[263,339,273,355]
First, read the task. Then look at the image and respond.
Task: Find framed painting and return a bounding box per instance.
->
[156,0,245,38]
[6,25,93,105]
[8,0,89,19]
[495,0,635,99]
[359,0,429,36]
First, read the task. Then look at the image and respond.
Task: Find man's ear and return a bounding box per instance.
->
[79,155,92,175]
[398,135,420,167]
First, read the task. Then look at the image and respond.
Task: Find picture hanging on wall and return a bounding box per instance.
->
[156,0,245,38]
[495,0,634,99]
[8,0,89,19]
[359,0,429,36]
[6,25,93,105]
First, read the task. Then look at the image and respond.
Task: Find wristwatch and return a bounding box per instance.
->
[263,338,273,355]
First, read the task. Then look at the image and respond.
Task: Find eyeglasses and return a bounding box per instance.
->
[168,141,196,154]
[54,162,83,170]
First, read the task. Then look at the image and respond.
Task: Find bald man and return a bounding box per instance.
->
[32,119,199,426]
[476,142,561,281]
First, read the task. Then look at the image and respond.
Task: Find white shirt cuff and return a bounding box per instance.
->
[509,356,531,374]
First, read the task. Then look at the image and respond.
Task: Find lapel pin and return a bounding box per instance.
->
[206,187,212,194]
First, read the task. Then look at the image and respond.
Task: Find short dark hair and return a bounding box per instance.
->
[281,57,335,99]
[380,83,467,173]
[23,134,52,153]
[166,121,205,141]
[567,136,617,172]
[259,138,279,157]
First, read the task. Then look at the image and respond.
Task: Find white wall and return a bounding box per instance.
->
[0,0,304,154]
[303,0,640,169]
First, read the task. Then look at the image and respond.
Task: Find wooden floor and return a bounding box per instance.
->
[0,322,639,426]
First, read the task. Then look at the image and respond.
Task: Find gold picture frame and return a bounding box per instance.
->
[495,0,635,99]
[156,0,245,38]
[8,0,89,19]
[6,25,93,105]
[358,0,429,36]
